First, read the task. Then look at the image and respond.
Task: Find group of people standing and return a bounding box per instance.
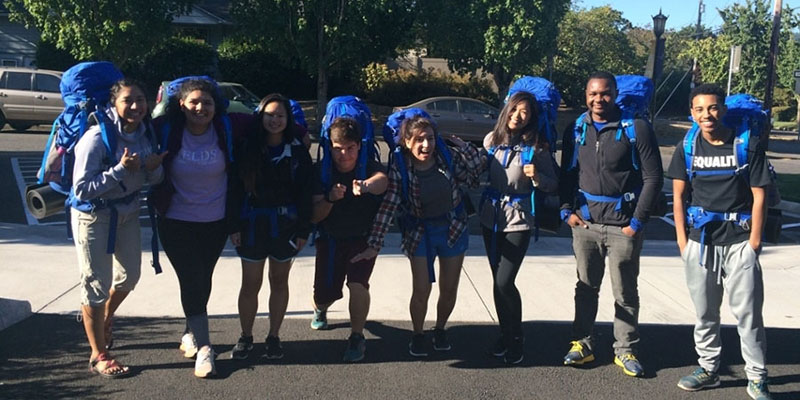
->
[69,71,773,399]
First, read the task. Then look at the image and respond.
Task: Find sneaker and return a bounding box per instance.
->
[614,353,645,377]
[231,335,254,360]
[408,333,428,357]
[677,367,720,391]
[491,336,507,357]
[180,332,198,359]
[343,333,366,362]
[432,328,451,351]
[194,346,216,378]
[263,335,284,360]
[310,308,328,330]
[747,380,773,400]
[503,336,524,365]
[563,340,594,365]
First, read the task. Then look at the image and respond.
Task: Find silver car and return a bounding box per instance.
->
[394,96,499,141]
[0,67,64,131]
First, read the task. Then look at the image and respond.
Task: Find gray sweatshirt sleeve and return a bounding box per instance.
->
[72,127,128,202]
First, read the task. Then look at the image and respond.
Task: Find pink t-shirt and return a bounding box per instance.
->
[166,125,227,222]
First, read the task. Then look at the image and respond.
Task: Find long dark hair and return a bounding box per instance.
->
[489,91,543,149]
[239,93,298,193]
[109,77,151,125]
[164,79,226,127]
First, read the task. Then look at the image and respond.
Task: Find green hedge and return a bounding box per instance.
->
[124,37,217,97]
[357,63,498,107]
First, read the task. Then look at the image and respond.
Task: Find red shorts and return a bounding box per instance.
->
[313,236,376,305]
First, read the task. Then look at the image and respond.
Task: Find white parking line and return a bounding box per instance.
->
[11,158,39,225]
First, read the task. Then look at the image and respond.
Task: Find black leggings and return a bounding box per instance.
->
[482,227,531,339]
[158,218,228,317]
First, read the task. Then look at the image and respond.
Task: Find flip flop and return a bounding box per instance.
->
[89,352,130,378]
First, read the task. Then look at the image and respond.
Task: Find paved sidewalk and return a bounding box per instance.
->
[2,223,799,330]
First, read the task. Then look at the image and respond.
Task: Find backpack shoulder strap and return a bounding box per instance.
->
[683,123,700,182]
[521,145,534,165]
[221,114,234,162]
[95,112,117,163]
[619,114,639,171]
[568,113,587,171]
[395,148,410,202]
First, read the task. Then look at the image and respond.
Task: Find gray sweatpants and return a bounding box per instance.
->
[570,221,644,355]
[683,239,767,381]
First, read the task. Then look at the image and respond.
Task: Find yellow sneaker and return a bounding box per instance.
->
[563,340,595,365]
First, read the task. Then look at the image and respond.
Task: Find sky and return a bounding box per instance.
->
[578,0,798,30]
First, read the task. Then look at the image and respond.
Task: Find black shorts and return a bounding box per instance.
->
[313,236,376,305]
[236,219,299,262]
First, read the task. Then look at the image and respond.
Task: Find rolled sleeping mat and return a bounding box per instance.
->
[25,183,67,219]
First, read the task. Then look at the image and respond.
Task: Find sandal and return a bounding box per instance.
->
[89,352,130,378]
[104,317,114,350]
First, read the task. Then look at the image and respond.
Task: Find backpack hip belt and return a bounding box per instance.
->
[686,205,752,270]
[241,198,298,247]
[576,188,640,222]
[401,202,465,284]
[481,187,532,266]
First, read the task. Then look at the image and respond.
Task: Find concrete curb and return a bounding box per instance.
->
[0,298,32,330]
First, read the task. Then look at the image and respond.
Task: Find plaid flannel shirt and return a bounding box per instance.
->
[367,142,485,256]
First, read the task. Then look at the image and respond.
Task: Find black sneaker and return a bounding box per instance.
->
[491,336,507,357]
[408,333,428,357]
[263,335,284,360]
[343,333,366,362]
[432,328,451,351]
[231,335,254,359]
[503,336,524,365]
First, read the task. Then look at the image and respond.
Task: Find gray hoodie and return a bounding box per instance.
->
[72,107,164,216]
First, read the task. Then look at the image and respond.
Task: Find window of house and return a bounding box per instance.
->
[1,59,18,67]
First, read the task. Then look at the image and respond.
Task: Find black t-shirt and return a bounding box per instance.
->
[312,159,385,240]
[667,132,771,245]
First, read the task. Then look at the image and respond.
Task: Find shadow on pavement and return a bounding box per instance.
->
[1,314,798,399]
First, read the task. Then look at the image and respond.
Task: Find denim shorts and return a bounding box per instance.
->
[412,223,468,258]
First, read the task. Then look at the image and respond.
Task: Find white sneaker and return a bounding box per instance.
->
[194,346,216,378]
[180,333,198,359]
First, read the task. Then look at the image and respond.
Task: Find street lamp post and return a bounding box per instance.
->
[652,9,668,85]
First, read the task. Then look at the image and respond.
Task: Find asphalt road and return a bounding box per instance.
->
[1,315,798,399]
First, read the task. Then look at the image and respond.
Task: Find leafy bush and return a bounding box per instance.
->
[124,36,218,97]
[357,63,498,107]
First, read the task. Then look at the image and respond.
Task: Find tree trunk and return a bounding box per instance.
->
[315,8,328,131]
[492,66,512,104]
[795,94,800,139]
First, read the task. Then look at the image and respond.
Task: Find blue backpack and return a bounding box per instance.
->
[36,62,124,197]
[318,96,379,191]
[289,99,308,129]
[506,76,561,151]
[683,93,779,206]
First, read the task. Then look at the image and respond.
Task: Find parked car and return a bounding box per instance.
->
[0,67,64,131]
[151,80,261,118]
[394,96,499,141]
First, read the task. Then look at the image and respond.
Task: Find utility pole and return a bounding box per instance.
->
[763,0,783,149]
[690,0,704,88]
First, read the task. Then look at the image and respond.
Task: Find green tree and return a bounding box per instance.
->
[682,0,800,101]
[418,0,570,98]
[4,0,192,67]
[231,0,416,117]
[544,6,646,106]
